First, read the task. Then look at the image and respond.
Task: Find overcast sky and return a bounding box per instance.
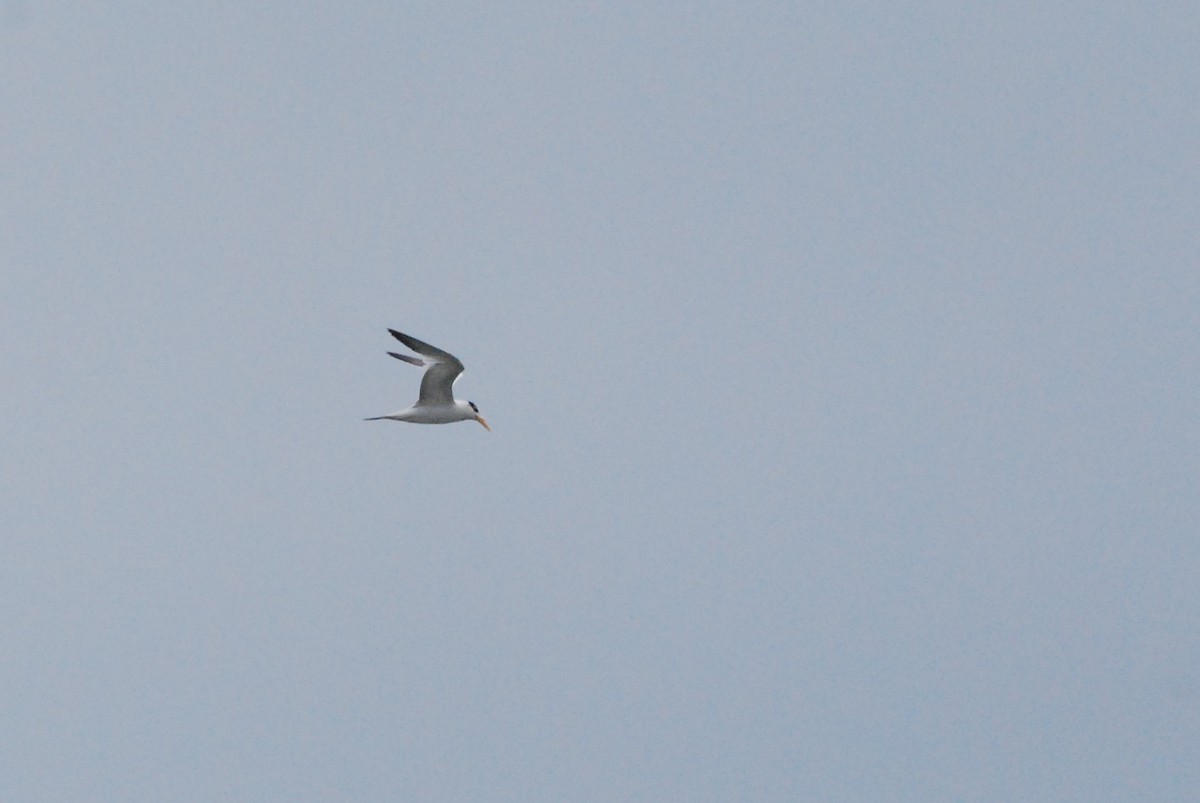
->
[3,3,1198,801]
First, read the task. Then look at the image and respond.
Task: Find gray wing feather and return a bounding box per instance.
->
[387,329,465,406]
[387,351,425,367]
[417,361,463,405]
[389,329,459,362]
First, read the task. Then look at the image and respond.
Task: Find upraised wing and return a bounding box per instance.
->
[388,329,465,406]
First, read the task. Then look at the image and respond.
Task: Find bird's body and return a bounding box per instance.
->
[365,329,490,431]
[367,399,480,425]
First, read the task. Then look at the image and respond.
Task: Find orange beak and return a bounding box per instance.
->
[476,415,491,432]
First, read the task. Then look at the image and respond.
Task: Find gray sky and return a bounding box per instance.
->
[3,3,1198,801]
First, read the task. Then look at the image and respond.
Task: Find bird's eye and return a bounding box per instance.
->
[468,401,479,412]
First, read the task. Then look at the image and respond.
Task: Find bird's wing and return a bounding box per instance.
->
[387,351,425,368]
[389,329,465,406]
[389,329,461,362]
[416,360,464,405]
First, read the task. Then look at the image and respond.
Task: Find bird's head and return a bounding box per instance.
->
[467,400,490,431]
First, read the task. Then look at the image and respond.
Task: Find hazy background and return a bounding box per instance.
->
[3,3,1197,800]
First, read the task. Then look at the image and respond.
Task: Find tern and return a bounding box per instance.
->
[365,329,490,431]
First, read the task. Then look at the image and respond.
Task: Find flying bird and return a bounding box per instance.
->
[365,329,490,431]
